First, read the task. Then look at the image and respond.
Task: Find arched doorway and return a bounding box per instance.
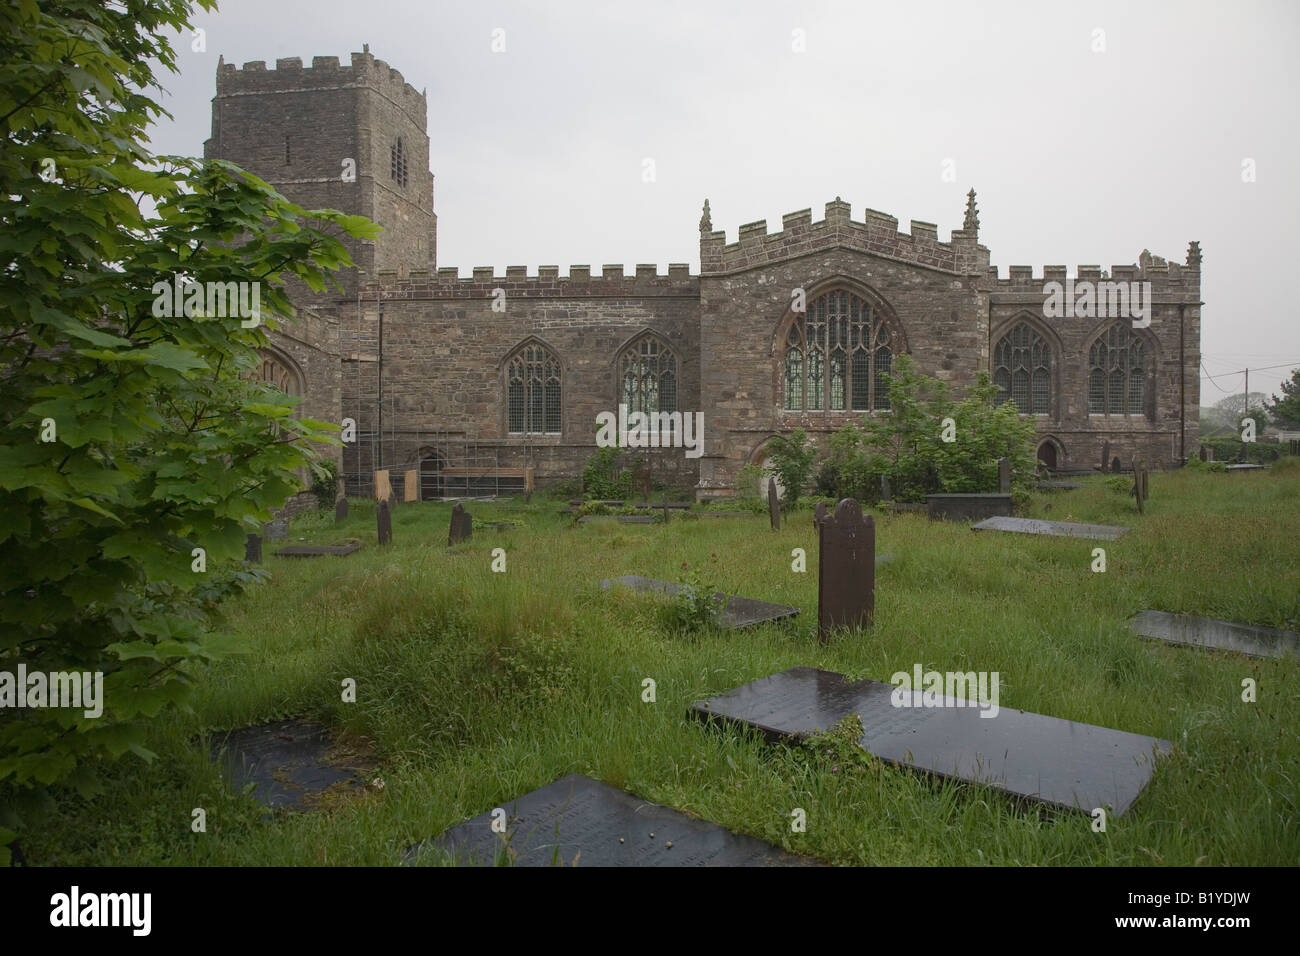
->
[419,449,445,501]
[1036,439,1059,471]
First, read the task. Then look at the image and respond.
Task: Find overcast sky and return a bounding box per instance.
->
[146,0,1300,401]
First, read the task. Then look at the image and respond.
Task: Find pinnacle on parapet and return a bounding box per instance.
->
[963,188,979,237]
[699,199,711,233]
[1186,241,1202,268]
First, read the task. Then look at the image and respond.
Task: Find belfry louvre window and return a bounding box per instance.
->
[619,334,677,418]
[390,137,408,188]
[993,323,1051,414]
[507,344,561,435]
[1087,324,1146,416]
[782,290,894,412]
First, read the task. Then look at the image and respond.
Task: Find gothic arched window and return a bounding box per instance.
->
[782,290,896,412]
[1087,324,1147,416]
[993,323,1052,414]
[618,333,677,416]
[506,343,561,435]
[390,137,408,188]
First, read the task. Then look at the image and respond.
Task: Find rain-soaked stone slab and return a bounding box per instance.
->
[274,540,362,558]
[1131,610,1299,660]
[972,515,1128,540]
[618,515,656,524]
[1224,463,1265,472]
[814,499,874,638]
[599,575,799,629]
[209,718,372,810]
[691,667,1172,816]
[407,774,810,867]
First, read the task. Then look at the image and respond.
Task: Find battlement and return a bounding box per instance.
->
[214,48,426,121]
[986,247,1202,296]
[701,198,990,276]
[360,263,700,300]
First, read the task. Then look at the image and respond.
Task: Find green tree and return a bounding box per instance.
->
[766,428,816,506]
[0,0,379,852]
[1267,369,1300,427]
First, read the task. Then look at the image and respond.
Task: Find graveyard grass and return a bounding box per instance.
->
[23,462,1300,866]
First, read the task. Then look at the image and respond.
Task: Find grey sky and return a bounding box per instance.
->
[147,0,1300,400]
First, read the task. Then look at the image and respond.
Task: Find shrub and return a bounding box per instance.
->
[767,428,817,506]
[310,459,340,510]
[672,557,723,631]
[581,446,632,499]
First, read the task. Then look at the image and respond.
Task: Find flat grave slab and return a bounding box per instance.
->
[690,667,1171,816]
[273,540,362,558]
[1036,481,1082,491]
[1224,463,1265,472]
[600,575,799,629]
[697,510,753,518]
[408,774,810,867]
[617,515,657,524]
[209,718,373,810]
[972,515,1128,540]
[1131,610,1299,660]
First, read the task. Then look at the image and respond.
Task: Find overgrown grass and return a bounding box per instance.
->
[21,463,1300,865]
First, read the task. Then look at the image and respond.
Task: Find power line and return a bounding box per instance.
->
[1200,361,1230,392]
[1199,360,1299,382]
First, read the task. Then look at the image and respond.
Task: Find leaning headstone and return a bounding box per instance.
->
[245,533,262,563]
[377,498,392,545]
[767,476,780,531]
[406,774,812,867]
[690,667,1171,817]
[404,469,419,503]
[814,498,875,640]
[1101,441,1110,473]
[1131,610,1299,660]
[335,497,348,522]
[997,457,1011,493]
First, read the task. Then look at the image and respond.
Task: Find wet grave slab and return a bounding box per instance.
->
[599,575,799,629]
[1131,610,1299,660]
[1224,463,1265,472]
[617,515,657,524]
[407,774,811,867]
[971,515,1128,540]
[690,667,1171,816]
[209,718,373,809]
[274,540,362,557]
[1036,481,1082,491]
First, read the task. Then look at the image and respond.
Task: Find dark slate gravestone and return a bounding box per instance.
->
[406,774,812,867]
[335,497,348,522]
[1111,456,1121,474]
[600,575,799,629]
[377,498,392,546]
[1131,458,1145,515]
[1101,441,1110,473]
[926,493,1013,522]
[814,498,874,640]
[768,476,781,531]
[210,718,372,810]
[1198,446,1209,463]
[448,502,470,545]
[690,667,1172,816]
[972,515,1128,541]
[1141,467,1149,501]
[998,457,1011,493]
[263,516,289,540]
[1131,610,1300,660]
[275,540,362,558]
[245,533,262,563]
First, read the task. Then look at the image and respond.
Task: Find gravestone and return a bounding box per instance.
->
[691,667,1172,816]
[1198,446,1209,462]
[600,576,799,629]
[634,465,651,503]
[998,457,1011,493]
[407,774,812,867]
[335,497,348,522]
[1131,610,1299,660]
[1141,467,1149,501]
[1111,456,1121,474]
[880,475,891,501]
[1131,457,1144,514]
[1101,441,1110,473]
[263,516,288,540]
[972,515,1128,540]
[448,502,472,545]
[377,498,392,546]
[814,498,874,640]
[374,469,392,504]
[926,493,1013,522]
[210,718,373,810]
[404,469,419,503]
[768,476,780,531]
[245,533,262,563]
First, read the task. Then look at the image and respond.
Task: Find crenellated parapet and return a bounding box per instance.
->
[213,48,427,128]
[361,263,700,300]
[700,197,992,277]
[984,246,1203,301]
